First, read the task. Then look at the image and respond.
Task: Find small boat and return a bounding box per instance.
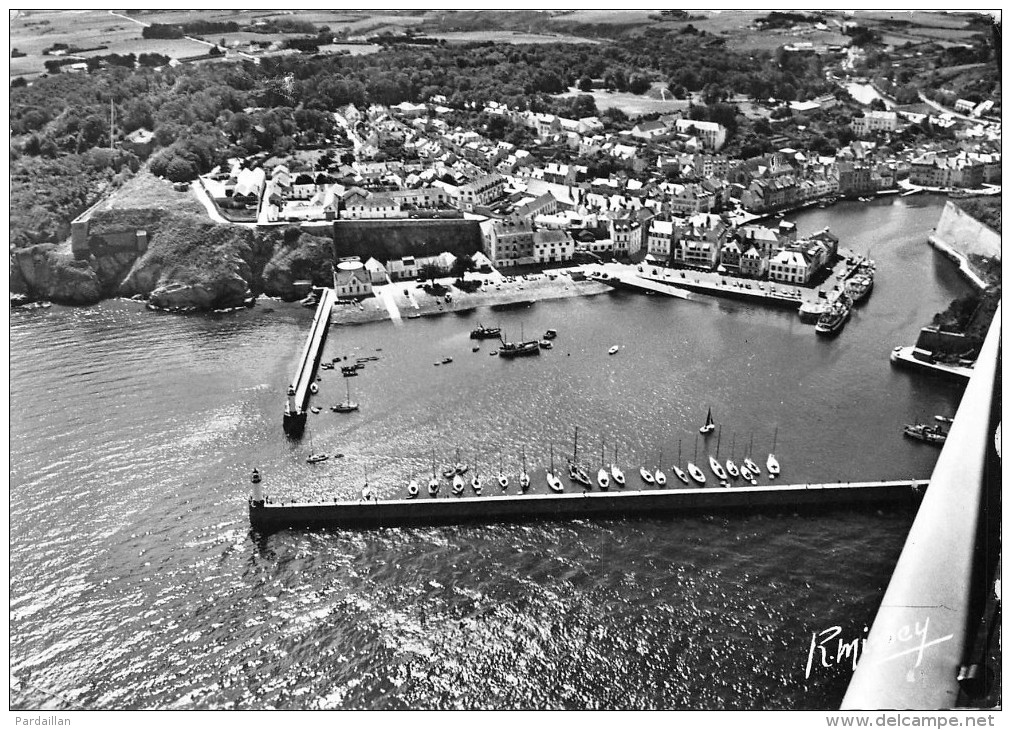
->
[454,447,468,475]
[671,440,689,484]
[470,323,502,339]
[687,434,706,484]
[904,422,947,445]
[767,426,781,478]
[442,357,453,364]
[472,346,481,352]
[596,441,610,490]
[407,465,420,499]
[306,431,328,464]
[608,345,620,355]
[250,468,261,484]
[429,451,440,496]
[310,406,321,414]
[497,454,509,490]
[309,382,318,395]
[935,414,954,424]
[610,444,625,487]
[471,458,483,494]
[709,425,728,479]
[725,433,740,479]
[639,466,655,485]
[568,427,592,487]
[539,340,553,349]
[740,463,753,480]
[654,449,666,487]
[519,448,530,491]
[743,434,760,475]
[543,329,558,340]
[452,474,465,495]
[331,378,359,413]
[699,407,715,434]
[546,444,564,493]
[441,463,456,479]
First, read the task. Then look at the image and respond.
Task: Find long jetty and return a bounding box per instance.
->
[248,479,927,530]
[283,288,336,437]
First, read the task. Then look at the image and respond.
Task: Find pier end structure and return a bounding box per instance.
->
[283,288,337,437]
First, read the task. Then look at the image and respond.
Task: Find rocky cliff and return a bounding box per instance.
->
[10,211,337,311]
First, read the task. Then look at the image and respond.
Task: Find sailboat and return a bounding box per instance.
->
[455,447,469,475]
[725,433,740,479]
[654,449,667,486]
[687,433,706,484]
[471,456,483,494]
[639,458,655,485]
[708,425,728,481]
[331,376,359,412]
[568,426,591,487]
[306,428,328,464]
[597,440,610,490]
[699,407,716,434]
[672,439,689,484]
[743,434,760,476]
[428,450,440,496]
[610,444,626,487]
[519,448,530,491]
[407,463,419,498]
[452,472,465,495]
[497,453,509,490]
[767,426,781,478]
[546,444,564,492]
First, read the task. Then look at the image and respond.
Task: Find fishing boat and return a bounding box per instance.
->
[815,295,852,336]
[903,422,947,445]
[567,427,592,487]
[331,377,360,413]
[654,449,666,487]
[597,441,610,490]
[608,345,620,355]
[471,457,483,494]
[610,444,626,487]
[709,426,728,480]
[519,448,530,491]
[407,465,419,499]
[428,451,440,496]
[699,407,716,434]
[844,272,874,304]
[725,433,740,479]
[743,434,760,475]
[452,473,465,495]
[767,426,781,478]
[687,434,706,484]
[470,323,502,339]
[499,324,541,358]
[497,454,509,490]
[546,444,564,493]
[671,440,689,485]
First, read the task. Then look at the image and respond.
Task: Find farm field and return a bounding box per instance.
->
[10,9,208,79]
[429,30,600,45]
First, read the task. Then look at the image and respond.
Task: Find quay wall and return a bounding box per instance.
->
[249,480,927,530]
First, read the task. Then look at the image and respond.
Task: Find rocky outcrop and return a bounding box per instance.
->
[9,244,103,304]
[261,228,335,300]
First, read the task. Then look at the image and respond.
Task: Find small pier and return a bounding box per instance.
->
[283,288,336,437]
[594,271,693,299]
[248,479,927,530]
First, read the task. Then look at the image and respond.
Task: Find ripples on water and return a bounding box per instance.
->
[10,198,969,709]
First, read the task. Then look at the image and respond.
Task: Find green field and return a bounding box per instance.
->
[556,86,690,119]
[10,9,209,79]
[429,30,600,45]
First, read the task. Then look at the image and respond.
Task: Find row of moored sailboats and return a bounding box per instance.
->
[404,415,782,498]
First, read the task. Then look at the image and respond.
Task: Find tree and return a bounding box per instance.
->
[419,263,441,282]
[577,75,593,92]
[628,74,651,95]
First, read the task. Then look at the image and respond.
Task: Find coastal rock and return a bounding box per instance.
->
[9,244,103,305]
[149,274,251,310]
[261,228,335,300]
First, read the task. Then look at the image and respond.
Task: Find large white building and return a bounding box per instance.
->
[674,119,727,151]
[850,110,898,137]
[333,261,373,299]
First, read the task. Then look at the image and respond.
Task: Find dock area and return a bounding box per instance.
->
[591,268,693,299]
[283,287,336,436]
[248,479,928,530]
[890,345,973,381]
